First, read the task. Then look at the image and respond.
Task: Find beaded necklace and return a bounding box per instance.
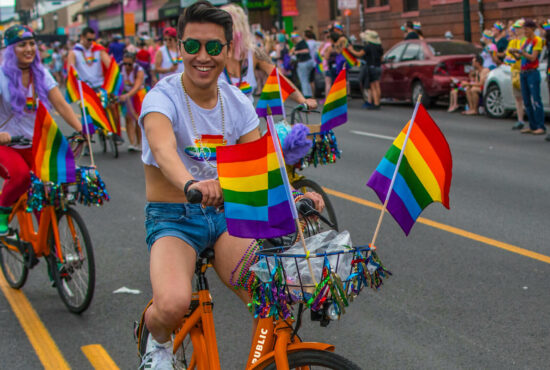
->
[180,74,226,168]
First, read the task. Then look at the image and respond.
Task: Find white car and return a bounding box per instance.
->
[483,56,549,119]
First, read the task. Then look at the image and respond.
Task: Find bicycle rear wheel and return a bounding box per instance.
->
[0,216,28,289]
[292,178,338,231]
[263,349,361,369]
[107,133,119,159]
[49,207,95,313]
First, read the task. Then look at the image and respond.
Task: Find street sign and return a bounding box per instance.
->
[338,0,357,9]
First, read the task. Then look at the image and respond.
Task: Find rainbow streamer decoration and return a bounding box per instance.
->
[102,57,124,96]
[341,48,359,67]
[32,101,76,184]
[25,97,35,111]
[320,68,347,132]
[256,67,296,118]
[131,88,147,115]
[237,81,252,95]
[184,135,226,162]
[503,55,517,65]
[315,50,325,74]
[367,103,453,235]
[217,123,296,239]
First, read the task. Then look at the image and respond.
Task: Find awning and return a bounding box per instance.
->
[158,1,180,20]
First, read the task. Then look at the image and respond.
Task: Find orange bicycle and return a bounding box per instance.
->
[134,191,387,369]
[0,136,95,313]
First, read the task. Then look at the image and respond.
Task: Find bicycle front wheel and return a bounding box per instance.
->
[292,178,338,231]
[0,216,28,289]
[108,133,119,158]
[263,349,361,369]
[49,208,95,313]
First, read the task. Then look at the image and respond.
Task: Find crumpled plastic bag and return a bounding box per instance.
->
[251,230,354,288]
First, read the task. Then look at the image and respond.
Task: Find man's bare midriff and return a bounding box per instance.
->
[144,164,189,203]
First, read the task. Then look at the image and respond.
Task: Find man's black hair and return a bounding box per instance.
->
[81,27,95,36]
[474,54,483,65]
[177,0,233,43]
[405,21,414,29]
[304,29,316,40]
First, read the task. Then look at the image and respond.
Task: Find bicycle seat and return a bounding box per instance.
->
[199,247,214,261]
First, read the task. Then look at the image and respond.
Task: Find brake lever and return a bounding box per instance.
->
[296,198,336,229]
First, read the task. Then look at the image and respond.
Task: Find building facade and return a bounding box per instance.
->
[316,0,550,51]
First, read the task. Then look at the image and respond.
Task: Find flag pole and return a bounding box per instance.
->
[274,67,286,121]
[369,95,422,248]
[266,106,317,285]
[76,77,95,167]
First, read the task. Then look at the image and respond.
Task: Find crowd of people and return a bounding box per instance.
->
[448,18,550,140]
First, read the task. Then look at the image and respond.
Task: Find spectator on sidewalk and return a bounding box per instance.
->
[108,34,125,64]
[505,20,526,130]
[492,21,509,64]
[480,30,498,69]
[402,21,419,40]
[509,19,545,135]
[543,19,550,141]
[360,30,383,110]
[461,54,490,115]
[290,32,315,99]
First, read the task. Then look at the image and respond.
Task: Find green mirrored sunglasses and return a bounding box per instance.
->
[180,38,227,56]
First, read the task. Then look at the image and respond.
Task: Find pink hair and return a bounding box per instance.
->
[1,44,51,116]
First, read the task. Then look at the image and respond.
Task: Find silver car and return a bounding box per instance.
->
[483,55,549,119]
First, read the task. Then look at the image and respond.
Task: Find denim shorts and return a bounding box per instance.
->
[144,202,227,255]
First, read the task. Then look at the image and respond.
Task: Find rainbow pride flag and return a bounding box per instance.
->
[320,68,347,132]
[131,88,147,115]
[256,67,296,118]
[102,57,123,96]
[315,50,325,74]
[32,102,76,184]
[342,48,359,67]
[367,104,452,235]
[217,124,296,239]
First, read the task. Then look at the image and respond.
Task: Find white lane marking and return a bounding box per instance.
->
[350,130,395,141]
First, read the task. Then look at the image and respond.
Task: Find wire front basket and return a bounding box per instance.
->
[249,230,391,319]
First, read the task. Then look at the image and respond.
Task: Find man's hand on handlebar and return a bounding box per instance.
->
[0,132,11,145]
[304,98,318,110]
[188,179,224,208]
[302,191,325,213]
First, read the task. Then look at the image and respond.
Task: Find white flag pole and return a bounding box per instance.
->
[266,106,317,285]
[369,95,422,248]
[274,67,286,121]
[76,73,95,167]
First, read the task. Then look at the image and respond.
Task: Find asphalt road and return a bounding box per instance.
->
[1,100,550,369]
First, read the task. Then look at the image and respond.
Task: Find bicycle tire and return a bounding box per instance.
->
[0,217,28,289]
[49,207,95,313]
[292,178,338,231]
[263,349,361,370]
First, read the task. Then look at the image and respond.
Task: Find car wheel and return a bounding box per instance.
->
[485,83,508,119]
[411,81,431,107]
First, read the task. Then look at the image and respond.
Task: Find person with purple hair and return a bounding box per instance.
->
[0,25,83,235]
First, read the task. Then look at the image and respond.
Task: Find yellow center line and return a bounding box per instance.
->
[323,187,550,265]
[0,274,70,369]
[82,344,120,369]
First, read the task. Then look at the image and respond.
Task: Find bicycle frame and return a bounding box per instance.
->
[168,262,335,370]
[6,194,80,264]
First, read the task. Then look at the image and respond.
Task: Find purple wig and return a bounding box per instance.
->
[1,44,51,116]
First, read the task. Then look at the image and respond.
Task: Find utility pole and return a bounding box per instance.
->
[142,0,146,24]
[463,0,471,42]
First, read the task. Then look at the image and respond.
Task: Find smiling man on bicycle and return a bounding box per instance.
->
[138,1,322,368]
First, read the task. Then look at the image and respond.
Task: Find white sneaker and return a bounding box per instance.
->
[140,333,175,370]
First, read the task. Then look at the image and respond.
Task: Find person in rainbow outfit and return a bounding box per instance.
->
[0,25,82,235]
[504,19,526,130]
[218,4,317,109]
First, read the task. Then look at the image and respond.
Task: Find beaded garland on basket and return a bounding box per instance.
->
[300,130,341,168]
[26,167,109,212]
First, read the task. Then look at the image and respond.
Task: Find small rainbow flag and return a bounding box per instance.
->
[184,135,226,162]
[131,88,147,115]
[237,81,252,95]
[320,68,347,132]
[256,67,296,118]
[341,47,359,67]
[217,124,296,239]
[32,101,76,184]
[503,55,517,65]
[66,65,115,134]
[102,57,124,96]
[367,103,452,235]
[66,65,80,103]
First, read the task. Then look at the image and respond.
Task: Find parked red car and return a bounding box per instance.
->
[380,38,480,106]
